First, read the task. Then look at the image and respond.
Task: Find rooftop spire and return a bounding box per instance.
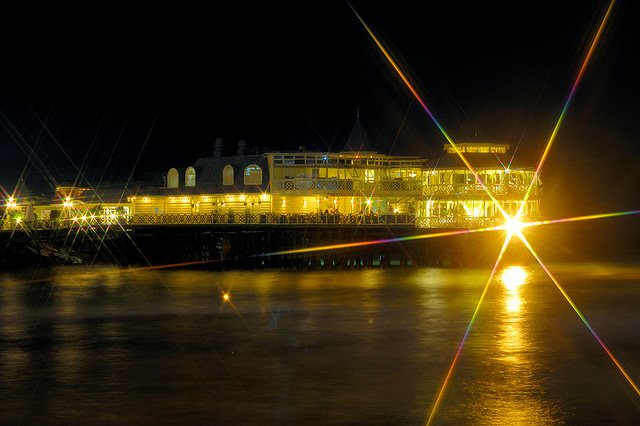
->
[341,112,376,154]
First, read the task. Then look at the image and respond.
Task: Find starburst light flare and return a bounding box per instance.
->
[347,0,640,423]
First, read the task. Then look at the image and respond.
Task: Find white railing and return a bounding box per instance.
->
[424,184,539,197]
[2,212,417,231]
[415,216,530,229]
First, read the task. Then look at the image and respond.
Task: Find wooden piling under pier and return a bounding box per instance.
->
[0,223,530,269]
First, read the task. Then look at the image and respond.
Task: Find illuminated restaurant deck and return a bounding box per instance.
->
[2,117,540,234]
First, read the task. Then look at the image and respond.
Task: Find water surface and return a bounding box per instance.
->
[1,264,640,424]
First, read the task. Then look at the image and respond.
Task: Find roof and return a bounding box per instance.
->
[133,155,270,197]
[340,116,376,153]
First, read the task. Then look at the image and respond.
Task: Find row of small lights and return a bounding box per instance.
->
[5,197,17,209]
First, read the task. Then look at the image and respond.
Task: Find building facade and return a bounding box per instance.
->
[416,140,541,228]
[3,119,541,230]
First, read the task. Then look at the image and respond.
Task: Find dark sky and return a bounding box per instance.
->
[1,1,639,223]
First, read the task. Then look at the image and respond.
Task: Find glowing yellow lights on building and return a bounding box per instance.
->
[223,293,230,302]
[505,217,524,235]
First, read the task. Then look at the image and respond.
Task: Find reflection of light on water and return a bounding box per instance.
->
[498,266,528,363]
[502,267,527,314]
[471,266,558,425]
[502,267,527,291]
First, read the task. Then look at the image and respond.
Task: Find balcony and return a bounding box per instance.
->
[424,184,539,198]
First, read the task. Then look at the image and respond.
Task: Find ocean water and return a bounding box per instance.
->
[1,263,640,424]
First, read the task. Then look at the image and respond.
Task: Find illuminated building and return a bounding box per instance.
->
[416,138,542,228]
[119,116,427,223]
[267,116,426,217]
[124,140,271,221]
[4,118,541,231]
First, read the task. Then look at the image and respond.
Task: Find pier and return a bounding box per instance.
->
[0,212,526,269]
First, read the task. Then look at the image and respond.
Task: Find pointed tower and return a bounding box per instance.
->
[340,110,376,154]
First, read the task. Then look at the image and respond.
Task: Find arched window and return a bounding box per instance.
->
[244,165,262,185]
[223,165,234,186]
[185,167,196,187]
[167,168,179,188]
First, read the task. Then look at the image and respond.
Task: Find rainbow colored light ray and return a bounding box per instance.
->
[347,0,640,423]
[426,230,514,425]
[347,2,510,222]
[518,231,640,397]
[516,0,617,222]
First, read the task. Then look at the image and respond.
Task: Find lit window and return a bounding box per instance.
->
[185,167,196,187]
[223,165,234,185]
[167,168,179,188]
[244,165,262,185]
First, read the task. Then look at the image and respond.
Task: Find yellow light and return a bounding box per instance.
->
[223,293,229,302]
[366,199,372,206]
[505,217,523,235]
[502,266,527,289]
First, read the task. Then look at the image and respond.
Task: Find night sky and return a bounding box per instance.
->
[1,1,639,244]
